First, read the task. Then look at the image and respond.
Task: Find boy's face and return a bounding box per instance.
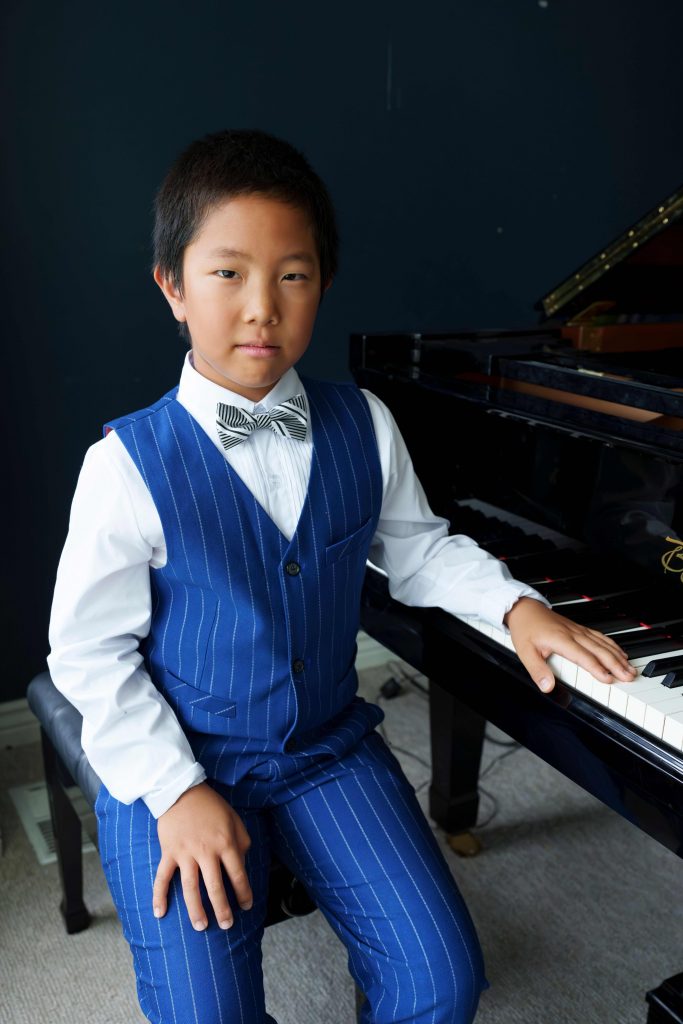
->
[154,194,327,401]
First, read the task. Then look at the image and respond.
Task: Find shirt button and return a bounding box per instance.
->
[285,561,301,576]
[292,658,305,674]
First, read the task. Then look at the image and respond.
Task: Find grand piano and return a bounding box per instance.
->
[351,185,683,1023]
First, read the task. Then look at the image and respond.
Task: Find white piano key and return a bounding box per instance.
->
[556,656,579,687]
[589,678,613,706]
[624,685,673,727]
[547,654,569,685]
[643,693,683,739]
[452,611,683,754]
[575,667,602,695]
[608,676,667,717]
[663,712,683,751]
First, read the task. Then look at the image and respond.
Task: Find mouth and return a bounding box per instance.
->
[236,342,280,357]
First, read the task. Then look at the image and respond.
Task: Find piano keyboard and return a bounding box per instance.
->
[450,500,683,754]
[455,612,683,752]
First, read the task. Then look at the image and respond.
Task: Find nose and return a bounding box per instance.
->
[243,277,279,326]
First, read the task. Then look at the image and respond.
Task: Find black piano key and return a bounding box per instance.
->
[552,601,653,635]
[592,617,645,635]
[636,617,683,632]
[534,573,642,604]
[485,536,556,558]
[619,636,680,658]
[618,626,679,651]
[609,589,681,625]
[560,600,615,625]
[643,656,683,678]
[533,580,588,602]
[661,672,683,689]
[500,549,595,583]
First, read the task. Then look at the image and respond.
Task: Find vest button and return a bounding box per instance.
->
[292,658,305,674]
[285,561,301,576]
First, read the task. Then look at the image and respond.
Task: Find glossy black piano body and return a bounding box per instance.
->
[350,185,683,1020]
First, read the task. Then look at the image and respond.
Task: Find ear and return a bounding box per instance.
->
[323,276,334,293]
[153,265,187,323]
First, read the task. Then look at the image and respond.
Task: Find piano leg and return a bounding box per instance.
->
[646,974,683,1023]
[428,678,486,849]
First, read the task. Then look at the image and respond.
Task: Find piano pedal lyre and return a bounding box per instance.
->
[446,831,483,857]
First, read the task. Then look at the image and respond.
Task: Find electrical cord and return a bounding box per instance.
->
[484,730,518,747]
[479,742,521,781]
[385,660,430,697]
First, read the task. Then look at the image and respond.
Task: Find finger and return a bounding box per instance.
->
[573,622,634,663]
[179,861,208,930]
[152,856,177,919]
[200,860,234,930]
[558,637,623,684]
[569,633,636,681]
[221,848,253,911]
[515,643,555,693]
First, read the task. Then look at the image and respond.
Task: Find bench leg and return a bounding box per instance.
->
[40,728,91,933]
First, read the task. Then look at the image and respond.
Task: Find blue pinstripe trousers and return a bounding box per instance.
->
[95,729,489,1023]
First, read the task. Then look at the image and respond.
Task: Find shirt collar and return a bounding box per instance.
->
[177,351,308,438]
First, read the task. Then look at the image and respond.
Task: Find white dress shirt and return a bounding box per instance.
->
[48,353,548,817]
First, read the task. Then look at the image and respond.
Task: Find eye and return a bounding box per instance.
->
[216,269,239,280]
[282,273,307,281]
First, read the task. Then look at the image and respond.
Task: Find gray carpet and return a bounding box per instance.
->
[1,663,682,1024]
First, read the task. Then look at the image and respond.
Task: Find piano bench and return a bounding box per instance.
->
[25,671,320,932]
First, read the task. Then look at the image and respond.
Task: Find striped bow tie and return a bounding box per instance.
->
[216,394,308,450]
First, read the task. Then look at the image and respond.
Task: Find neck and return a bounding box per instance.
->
[190,347,279,403]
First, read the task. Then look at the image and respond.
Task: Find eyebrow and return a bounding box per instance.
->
[205,247,316,265]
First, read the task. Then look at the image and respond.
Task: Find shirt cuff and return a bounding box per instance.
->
[478,582,552,632]
[142,762,207,818]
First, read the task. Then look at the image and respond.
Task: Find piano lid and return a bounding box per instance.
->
[537,185,683,320]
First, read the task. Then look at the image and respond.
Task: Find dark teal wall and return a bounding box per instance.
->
[2,0,682,699]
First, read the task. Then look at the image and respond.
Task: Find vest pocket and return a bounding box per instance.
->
[163,670,237,736]
[325,516,375,565]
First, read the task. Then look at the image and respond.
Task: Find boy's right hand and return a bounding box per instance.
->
[153,782,253,931]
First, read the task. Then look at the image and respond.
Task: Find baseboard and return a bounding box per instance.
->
[0,698,40,748]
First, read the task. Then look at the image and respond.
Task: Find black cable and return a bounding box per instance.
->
[474,786,500,829]
[479,742,521,781]
[386,660,429,697]
[484,730,518,748]
[374,668,521,831]
[375,704,432,773]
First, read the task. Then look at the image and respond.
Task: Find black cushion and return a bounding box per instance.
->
[27,672,102,808]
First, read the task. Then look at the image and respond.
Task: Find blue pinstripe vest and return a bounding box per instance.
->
[104,377,384,785]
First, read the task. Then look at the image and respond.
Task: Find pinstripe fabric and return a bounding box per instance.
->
[98,377,488,1022]
[104,378,384,786]
[96,728,488,1024]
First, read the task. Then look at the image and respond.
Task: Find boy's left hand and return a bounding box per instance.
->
[503,597,638,694]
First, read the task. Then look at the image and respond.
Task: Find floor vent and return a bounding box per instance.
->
[9,781,96,866]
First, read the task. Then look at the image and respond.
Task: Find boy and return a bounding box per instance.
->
[48,129,635,1024]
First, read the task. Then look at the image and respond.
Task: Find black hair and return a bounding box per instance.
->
[152,129,339,341]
